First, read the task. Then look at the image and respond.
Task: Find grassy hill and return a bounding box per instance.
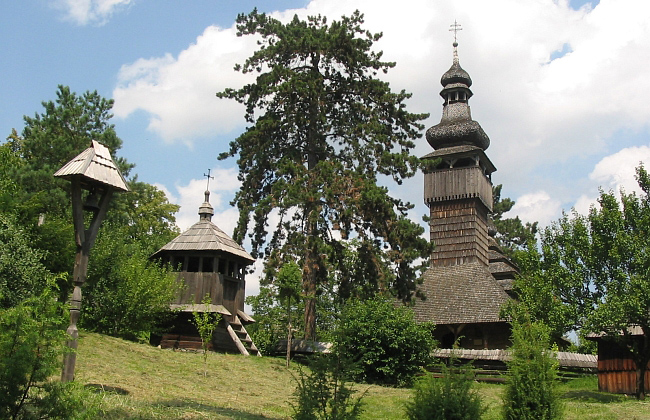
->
[75,332,650,419]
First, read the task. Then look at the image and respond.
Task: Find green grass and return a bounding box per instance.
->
[75,332,650,419]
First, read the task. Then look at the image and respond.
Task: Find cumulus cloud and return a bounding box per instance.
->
[113,25,259,144]
[504,190,562,228]
[157,167,240,232]
[571,145,650,214]
[113,1,650,192]
[52,0,132,25]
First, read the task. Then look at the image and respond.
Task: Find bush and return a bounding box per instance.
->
[0,282,99,419]
[405,358,484,420]
[291,355,365,420]
[82,225,180,341]
[334,298,435,386]
[503,309,562,420]
[0,213,50,308]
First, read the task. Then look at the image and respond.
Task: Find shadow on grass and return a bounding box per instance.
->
[562,390,627,403]
[154,399,282,419]
[99,400,283,419]
[86,383,130,395]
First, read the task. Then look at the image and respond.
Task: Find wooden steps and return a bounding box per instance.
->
[225,315,261,357]
[159,315,261,357]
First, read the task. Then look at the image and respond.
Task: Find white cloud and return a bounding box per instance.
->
[157,167,240,232]
[113,25,257,144]
[112,1,650,188]
[505,190,562,228]
[52,0,132,25]
[589,145,650,194]
[571,145,650,214]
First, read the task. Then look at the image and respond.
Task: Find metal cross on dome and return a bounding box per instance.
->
[449,20,462,44]
[204,169,214,190]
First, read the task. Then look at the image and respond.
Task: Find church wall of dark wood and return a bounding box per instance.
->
[434,322,511,350]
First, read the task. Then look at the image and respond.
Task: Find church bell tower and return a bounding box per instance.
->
[423,24,495,267]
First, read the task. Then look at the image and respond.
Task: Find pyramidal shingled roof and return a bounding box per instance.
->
[54,140,129,192]
[152,191,254,263]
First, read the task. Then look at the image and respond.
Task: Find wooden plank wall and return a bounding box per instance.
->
[174,272,221,305]
[424,166,493,211]
[174,272,244,318]
[597,357,650,394]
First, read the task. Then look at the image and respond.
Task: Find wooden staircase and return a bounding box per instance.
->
[225,315,261,356]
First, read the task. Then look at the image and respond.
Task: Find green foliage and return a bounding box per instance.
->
[405,359,484,420]
[514,165,650,398]
[191,294,220,376]
[107,178,180,253]
[218,9,432,338]
[291,355,365,420]
[0,213,50,308]
[503,309,562,420]
[82,224,180,341]
[0,282,99,419]
[334,298,435,387]
[0,138,23,213]
[10,85,132,222]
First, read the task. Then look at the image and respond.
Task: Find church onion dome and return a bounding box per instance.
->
[441,58,472,88]
[427,41,490,151]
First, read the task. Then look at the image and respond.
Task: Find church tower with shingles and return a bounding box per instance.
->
[412,24,515,349]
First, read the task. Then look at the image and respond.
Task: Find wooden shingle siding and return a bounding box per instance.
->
[429,199,489,267]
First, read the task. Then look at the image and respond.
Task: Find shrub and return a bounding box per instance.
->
[0,213,50,308]
[291,355,365,420]
[405,357,484,420]
[0,282,99,419]
[503,309,562,420]
[82,226,180,341]
[334,298,435,386]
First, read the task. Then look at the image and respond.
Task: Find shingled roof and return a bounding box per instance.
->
[151,190,254,263]
[54,140,129,192]
[152,219,254,262]
[412,262,510,325]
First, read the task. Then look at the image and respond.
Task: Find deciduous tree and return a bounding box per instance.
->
[515,166,650,399]
[218,10,431,339]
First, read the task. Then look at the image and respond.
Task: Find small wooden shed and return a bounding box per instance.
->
[151,190,260,356]
[587,327,650,394]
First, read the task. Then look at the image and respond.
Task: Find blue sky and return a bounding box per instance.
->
[2,0,649,296]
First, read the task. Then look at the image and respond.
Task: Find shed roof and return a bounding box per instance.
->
[412,262,510,325]
[54,140,129,192]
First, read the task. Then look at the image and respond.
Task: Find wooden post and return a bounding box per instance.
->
[61,179,112,382]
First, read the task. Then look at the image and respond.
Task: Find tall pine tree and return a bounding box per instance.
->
[218,10,431,339]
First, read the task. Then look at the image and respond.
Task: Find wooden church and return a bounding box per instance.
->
[151,189,261,356]
[411,35,519,350]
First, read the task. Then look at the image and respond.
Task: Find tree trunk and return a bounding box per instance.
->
[301,56,322,342]
[635,333,649,400]
[303,247,317,340]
